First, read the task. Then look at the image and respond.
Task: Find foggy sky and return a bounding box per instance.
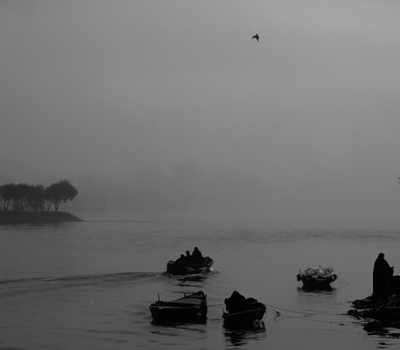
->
[2,0,400,226]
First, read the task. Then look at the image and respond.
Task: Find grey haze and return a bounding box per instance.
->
[1,0,400,227]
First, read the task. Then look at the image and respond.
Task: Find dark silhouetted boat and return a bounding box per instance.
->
[149,291,207,323]
[166,256,214,275]
[223,298,266,329]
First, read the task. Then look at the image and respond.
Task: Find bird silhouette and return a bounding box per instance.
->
[251,33,260,42]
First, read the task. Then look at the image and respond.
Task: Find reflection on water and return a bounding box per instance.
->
[365,325,400,349]
[150,322,207,334]
[296,286,337,296]
[224,326,267,348]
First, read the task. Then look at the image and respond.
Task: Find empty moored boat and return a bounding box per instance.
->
[149,291,207,323]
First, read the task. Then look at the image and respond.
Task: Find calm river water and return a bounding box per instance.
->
[0,219,399,349]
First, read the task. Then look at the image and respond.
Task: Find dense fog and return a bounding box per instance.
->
[2,0,400,227]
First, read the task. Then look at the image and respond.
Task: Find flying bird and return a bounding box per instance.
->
[251,33,260,42]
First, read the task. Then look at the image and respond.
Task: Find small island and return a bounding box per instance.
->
[0,180,82,224]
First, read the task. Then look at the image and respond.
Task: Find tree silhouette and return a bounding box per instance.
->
[13,183,30,211]
[45,180,78,211]
[26,185,45,212]
[0,184,14,211]
[0,181,78,212]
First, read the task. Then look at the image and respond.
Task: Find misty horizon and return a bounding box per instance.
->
[2,1,400,227]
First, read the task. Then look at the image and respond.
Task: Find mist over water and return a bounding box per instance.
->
[2,1,400,227]
[2,1,400,349]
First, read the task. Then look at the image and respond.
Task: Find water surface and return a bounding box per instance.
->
[0,220,399,349]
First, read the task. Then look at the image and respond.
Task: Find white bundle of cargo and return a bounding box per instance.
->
[299,266,335,279]
[297,266,337,290]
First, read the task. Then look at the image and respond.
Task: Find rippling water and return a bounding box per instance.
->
[0,220,400,349]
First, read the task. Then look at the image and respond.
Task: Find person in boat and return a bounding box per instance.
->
[184,250,192,263]
[176,254,185,264]
[225,290,247,313]
[171,254,186,274]
[373,253,394,299]
[191,247,204,266]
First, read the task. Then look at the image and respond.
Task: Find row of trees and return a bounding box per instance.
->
[0,180,78,212]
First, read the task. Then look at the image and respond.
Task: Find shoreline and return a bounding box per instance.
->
[0,211,83,225]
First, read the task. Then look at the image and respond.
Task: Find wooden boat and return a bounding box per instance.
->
[297,267,337,291]
[223,300,266,329]
[166,256,213,275]
[297,273,337,290]
[149,291,207,323]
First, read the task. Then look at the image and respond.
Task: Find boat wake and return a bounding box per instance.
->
[0,271,160,298]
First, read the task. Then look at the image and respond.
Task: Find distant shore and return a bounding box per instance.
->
[0,211,83,225]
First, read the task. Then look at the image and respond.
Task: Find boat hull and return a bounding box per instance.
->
[297,274,337,291]
[149,291,207,323]
[150,305,207,323]
[223,304,266,329]
[166,257,213,275]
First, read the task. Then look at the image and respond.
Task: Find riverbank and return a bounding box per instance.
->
[0,211,83,225]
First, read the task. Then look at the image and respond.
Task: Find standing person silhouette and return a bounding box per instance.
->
[373,253,393,299]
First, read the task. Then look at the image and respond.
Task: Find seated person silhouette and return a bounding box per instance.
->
[176,254,185,264]
[184,250,193,264]
[225,291,247,313]
[191,247,204,266]
[392,275,400,295]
